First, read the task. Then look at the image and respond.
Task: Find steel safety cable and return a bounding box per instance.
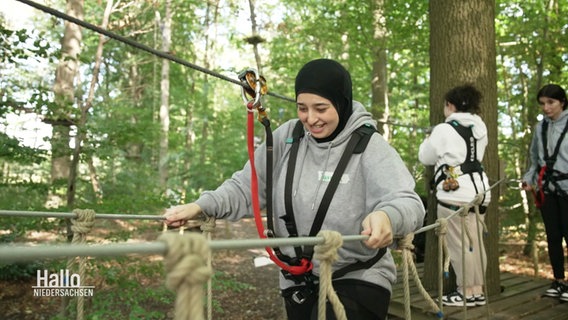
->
[15,0,295,103]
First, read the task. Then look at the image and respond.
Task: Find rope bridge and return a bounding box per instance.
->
[0,178,503,320]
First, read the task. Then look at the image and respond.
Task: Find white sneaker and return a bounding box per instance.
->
[545,281,567,298]
[441,291,476,307]
[560,291,568,302]
[474,294,486,306]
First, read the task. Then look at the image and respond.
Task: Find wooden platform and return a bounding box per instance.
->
[388,264,568,319]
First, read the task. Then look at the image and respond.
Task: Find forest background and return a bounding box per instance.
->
[1,0,567,319]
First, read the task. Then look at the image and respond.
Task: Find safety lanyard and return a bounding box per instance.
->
[240,69,312,276]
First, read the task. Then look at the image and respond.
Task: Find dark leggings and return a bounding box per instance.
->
[282,279,390,320]
[540,192,568,280]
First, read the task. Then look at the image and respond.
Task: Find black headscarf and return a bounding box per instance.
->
[295,59,353,142]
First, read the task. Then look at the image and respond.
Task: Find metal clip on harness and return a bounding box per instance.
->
[238,68,268,122]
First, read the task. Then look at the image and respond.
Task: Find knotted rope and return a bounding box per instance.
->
[459,203,476,255]
[66,209,96,320]
[459,210,469,317]
[313,230,347,320]
[437,192,489,319]
[398,233,443,319]
[474,202,490,318]
[435,217,448,313]
[200,216,217,320]
[159,232,213,320]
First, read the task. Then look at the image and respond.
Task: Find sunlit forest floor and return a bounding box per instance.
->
[0,218,555,320]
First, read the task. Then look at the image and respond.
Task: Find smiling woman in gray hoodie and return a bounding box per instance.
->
[164,59,425,320]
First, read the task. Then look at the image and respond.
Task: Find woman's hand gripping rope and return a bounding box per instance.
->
[163,203,204,228]
[361,210,393,249]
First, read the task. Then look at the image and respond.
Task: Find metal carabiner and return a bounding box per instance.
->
[238,68,267,109]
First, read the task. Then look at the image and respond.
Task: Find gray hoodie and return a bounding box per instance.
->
[523,110,568,191]
[196,101,425,292]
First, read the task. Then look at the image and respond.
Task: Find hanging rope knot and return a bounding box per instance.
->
[435,218,448,236]
[397,233,415,251]
[472,192,485,207]
[67,209,96,320]
[159,232,213,320]
[399,232,443,319]
[314,230,343,263]
[314,230,346,320]
[71,209,96,236]
[459,204,471,217]
[199,215,216,233]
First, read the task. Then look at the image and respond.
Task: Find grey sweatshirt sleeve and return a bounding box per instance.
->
[194,121,293,221]
[195,140,269,221]
[522,123,541,186]
[362,134,426,236]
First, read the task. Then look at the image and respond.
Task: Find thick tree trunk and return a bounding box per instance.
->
[48,0,84,209]
[426,0,500,297]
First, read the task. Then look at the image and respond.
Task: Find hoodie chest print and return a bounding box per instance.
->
[318,171,350,184]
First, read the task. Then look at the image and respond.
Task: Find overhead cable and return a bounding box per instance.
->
[15,0,295,102]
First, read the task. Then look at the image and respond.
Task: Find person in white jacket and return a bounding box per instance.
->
[419,84,491,307]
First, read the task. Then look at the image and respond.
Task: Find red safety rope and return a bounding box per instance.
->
[246,101,312,275]
[533,166,547,208]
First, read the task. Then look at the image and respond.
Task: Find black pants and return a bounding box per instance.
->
[540,192,568,280]
[282,279,390,320]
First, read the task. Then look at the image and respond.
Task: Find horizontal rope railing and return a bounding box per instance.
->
[0,234,368,264]
[0,210,165,221]
[2,177,504,225]
[0,178,506,264]
[413,177,505,235]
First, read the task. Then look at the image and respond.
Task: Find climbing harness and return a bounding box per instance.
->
[281,121,386,284]
[431,120,488,209]
[241,68,318,276]
[241,69,386,284]
[533,119,568,207]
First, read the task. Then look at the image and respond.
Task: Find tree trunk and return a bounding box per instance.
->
[426,0,500,297]
[158,0,172,189]
[247,0,264,73]
[68,0,112,208]
[370,0,390,141]
[48,0,84,209]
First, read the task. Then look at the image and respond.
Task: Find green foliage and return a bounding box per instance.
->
[72,258,252,319]
[0,182,60,239]
[1,0,567,283]
[0,132,48,165]
[209,271,254,314]
[0,233,47,280]
[75,257,174,319]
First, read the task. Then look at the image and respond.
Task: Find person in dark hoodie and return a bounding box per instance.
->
[164,58,425,319]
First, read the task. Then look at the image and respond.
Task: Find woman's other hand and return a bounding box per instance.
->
[163,203,203,228]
